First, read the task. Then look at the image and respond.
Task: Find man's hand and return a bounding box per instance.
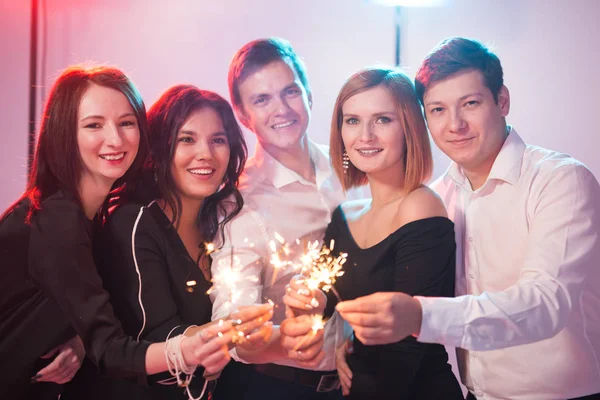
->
[336,292,422,345]
[336,336,354,396]
[280,315,325,368]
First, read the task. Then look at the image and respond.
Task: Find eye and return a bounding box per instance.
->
[120,120,136,127]
[285,88,301,96]
[84,122,101,129]
[344,117,359,125]
[429,107,444,114]
[178,136,194,143]
[212,137,228,145]
[465,100,479,107]
[376,116,392,124]
[254,96,268,105]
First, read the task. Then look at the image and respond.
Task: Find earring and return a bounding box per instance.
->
[342,150,350,174]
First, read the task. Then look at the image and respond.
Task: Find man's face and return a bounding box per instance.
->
[237,60,311,152]
[423,69,510,176]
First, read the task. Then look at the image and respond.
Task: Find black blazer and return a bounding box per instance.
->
[91,201,214,398]
[0,191,149,399]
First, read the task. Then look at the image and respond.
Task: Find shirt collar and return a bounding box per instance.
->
[444,126,526,190]
[252,139,332,189]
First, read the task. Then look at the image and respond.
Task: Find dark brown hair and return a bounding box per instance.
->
[1,65,149,223]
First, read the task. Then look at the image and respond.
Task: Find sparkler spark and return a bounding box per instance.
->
[299,239,348,301]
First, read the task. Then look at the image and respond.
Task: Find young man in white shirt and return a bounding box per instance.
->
[335,37,600,400]
[210,38,346,399]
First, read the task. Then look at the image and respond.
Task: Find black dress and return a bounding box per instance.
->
[65,201,231,399]
[324,206,463,400]
[0,191,150,399]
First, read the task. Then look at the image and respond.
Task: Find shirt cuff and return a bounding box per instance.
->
[414,296,465,348]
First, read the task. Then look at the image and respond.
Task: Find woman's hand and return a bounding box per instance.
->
[229,303,274,350]
[283,275,326,318]
[32,335,85,384]
[336,336,354,396]
[180,321,234,375]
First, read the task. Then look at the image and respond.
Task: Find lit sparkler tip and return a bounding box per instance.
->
[204,242,216,254]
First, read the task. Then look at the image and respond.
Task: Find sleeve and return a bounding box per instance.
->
[100,206,190,343]
[209,206,266,321]
[209,207,267,364]
[417,163,600,351]
[28,199,150,378]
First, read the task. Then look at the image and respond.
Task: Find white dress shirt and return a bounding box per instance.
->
[418,128,600,399]
[210,139,359,370]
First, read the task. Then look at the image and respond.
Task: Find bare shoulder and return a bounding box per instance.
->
[340,198,371,222]
[397,186,447,225]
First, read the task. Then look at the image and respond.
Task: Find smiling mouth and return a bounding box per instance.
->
[357,149,383,155]
[189,168,215,175]
[100,153,125,161]
[272,120,296,129]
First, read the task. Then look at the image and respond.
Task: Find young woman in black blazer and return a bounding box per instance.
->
[82,85,274,399]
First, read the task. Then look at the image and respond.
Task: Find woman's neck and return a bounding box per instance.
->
[78,175,114,220]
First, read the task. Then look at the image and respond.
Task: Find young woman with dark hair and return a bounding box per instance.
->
[0,67,249,399]
[80,85,273,399]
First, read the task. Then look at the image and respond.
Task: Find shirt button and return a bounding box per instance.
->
[469,272,475,279]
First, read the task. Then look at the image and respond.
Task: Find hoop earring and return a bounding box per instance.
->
[342,150,350,174]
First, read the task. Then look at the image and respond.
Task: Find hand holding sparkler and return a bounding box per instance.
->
[283,275,327,318]
[228,303,274,350]
[280,314,326,369]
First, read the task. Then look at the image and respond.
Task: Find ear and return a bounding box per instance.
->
[235,106,251,130]
[497,85,510,117]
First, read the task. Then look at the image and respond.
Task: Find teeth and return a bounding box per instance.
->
[358,149,382,155]
[273,121,295,129]
[190,168,214,175]
[101,153,124,161]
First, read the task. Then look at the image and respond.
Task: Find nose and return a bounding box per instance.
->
[105,123,124,147]
[274,96,292,115]
[195,139,214,161]
[449,110,467,133]
[358,121,375,142]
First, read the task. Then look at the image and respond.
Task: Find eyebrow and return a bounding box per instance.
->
[80,113,135,121]
[425,92,484,107]
[342,111,396,117]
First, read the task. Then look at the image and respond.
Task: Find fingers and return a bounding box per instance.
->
[232,307,274,336]
[336,341,353,395]
[35,348,80,384]
[353,327,395,346]
[286,334,323,361]
[337,310,382,330]
[280,324,323,351]
[335,293,382,319]
[230,303,273,325]
[244,321,274,348]
[199,343,231,375]
[296,349,325,369]
[280,315,314,337]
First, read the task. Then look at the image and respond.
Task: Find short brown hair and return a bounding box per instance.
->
[330,66,432,193]
[227,37,310,112]
[415,37,504,104]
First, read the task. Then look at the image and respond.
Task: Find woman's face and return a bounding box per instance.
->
[341,85,405,177]
[169,107,231,203]
[76,83,140,186]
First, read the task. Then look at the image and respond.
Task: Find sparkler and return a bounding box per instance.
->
[299,239,347,302]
